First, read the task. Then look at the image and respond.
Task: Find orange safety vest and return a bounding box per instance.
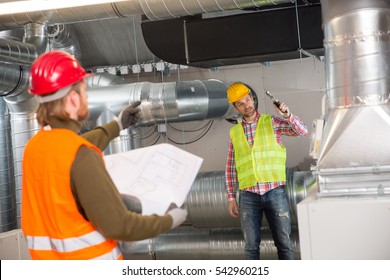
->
[22,128,123,260]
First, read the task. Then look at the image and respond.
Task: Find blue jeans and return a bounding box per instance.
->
[239,187,294,260]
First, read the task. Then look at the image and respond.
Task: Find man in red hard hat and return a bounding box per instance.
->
[21,50,187,260]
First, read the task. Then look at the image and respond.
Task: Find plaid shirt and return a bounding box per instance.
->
[225,112,308,200]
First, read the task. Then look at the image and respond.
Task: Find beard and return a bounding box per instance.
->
[242,106,255,119]
[77,100,89,121]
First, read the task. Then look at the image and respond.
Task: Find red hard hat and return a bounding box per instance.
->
[29,50,93,95]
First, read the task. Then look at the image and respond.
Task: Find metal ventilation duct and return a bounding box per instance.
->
[316,0,390,196]
[121,227,301,260]
[0,0,294,31]
[0,39,37,65]
[4,77,235,228]
[86,79,234,127]
[138,0,295,20]
[120,170,315,259]
[0,99,16,233]
[141,3,324,68]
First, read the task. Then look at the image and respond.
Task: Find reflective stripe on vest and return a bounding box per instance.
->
[26,231,109,252]
[92,247,123,260]
[230,114,286,189]
[25,232,122,260]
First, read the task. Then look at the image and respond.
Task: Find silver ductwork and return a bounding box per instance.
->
[49,24,82,62]
[9,112,39,228]
[0,38,37,65]
[23,23,47,56]
[0,28,37,99]
[188,169,317,228]
[0,0,309,258]
[316,0,390,196]
[0,23,44,101]
[0,0,294,31]
[137,0,294,20]
[121,227,300,260]
[120,169,315,259]
[86,79,234,127]
[0,63,30,99]
[88,73,137,155]
[4,76,235,228]
[0,99,16,233]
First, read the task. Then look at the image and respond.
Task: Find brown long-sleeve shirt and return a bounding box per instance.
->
[51,118,172,241]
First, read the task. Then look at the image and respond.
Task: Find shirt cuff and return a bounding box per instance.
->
[227,193,236,201]
[285,113,293,121]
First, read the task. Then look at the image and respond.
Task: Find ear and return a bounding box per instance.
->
[64,90,81,119]
[67,90,80,109]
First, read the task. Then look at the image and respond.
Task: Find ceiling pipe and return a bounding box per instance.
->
[85,79,235,128]
[0,99,17,233]
[0,34,35,100]
[0,38,37,65]
[0,0,294,31]
[0,23,47,107]
[5,77,235,228]
[49,24,82,62]
[23,23,47,56]
[0,0,296,106]
[137,0,295,21]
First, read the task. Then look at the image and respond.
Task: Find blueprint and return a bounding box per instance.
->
[104,143,203,215]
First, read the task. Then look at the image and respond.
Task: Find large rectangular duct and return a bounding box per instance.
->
[141,4,323,68]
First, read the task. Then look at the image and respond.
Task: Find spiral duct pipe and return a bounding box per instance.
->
[120,169,316,259]
[0,99,16,232]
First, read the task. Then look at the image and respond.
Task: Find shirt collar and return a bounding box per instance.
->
[46,117,82,133]
[242,112,260,124]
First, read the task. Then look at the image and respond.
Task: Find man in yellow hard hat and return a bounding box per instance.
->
[225,82,308,260]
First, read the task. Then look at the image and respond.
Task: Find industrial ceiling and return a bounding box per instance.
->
[0,0,323,73]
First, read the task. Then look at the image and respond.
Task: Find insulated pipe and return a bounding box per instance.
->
[0,38,37,65]
[322,0,390,109]
[23,23,47,56]
[0,0,294,30]
[50,24,82,62]
[120,169,314,259]
[121,169,317,229]
[0,99,17,233]
[120,226,301,260]
[86,79,234,127]
[88,74,139,155]
[96,110,142,155]
[137,0,295,20]
[0,63,30,98]
[0,25,43,229]
[86,72,126,88]
[2,78,233,228]
[0,24,44,99]
[9,112,39,228]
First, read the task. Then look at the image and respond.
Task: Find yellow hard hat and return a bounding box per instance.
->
[227,82,250,104]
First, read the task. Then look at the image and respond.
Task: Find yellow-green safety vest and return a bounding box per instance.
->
[230,114,286,190]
